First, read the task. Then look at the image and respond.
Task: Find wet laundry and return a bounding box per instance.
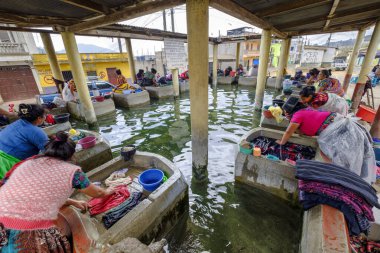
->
[103,191,143,229]
[351,235,380,253]
[296,160,379,235]
[250,136,315,161]
[105,168,132,188]
[88,185,130,216]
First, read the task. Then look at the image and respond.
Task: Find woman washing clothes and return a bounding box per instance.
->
[0,104,48,178]
[306,68,320,85]
[277,97,376,184]
[300,86,349,116]
[114,69,134,94]
[317,69,345,97]
[0,131,114,252]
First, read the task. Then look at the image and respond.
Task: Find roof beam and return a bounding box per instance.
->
[323,0,340,30]
[0,12,78,26]
[258,0,330,17]
[60,0,110,14]
[68,0,185,32]
[209,0,286,38]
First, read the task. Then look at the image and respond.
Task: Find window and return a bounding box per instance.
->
[87,70,97,77]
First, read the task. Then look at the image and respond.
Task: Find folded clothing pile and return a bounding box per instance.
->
[88,185,130,216]
[296,160,380,235]
[250,136,316,161]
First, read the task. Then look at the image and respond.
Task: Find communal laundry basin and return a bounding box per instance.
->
[67,98,116,120]
[42,121,72,136]
[179,80,189,93]
[238,76,257,86]
[145,86,174,99]
[261,117,290,131]
[113,90,150,108]
[73,129,113,172]
[59,151,188,252]
[217,76,234,85]
[235,127,321,202]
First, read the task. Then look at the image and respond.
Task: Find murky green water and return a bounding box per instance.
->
[74,85,302,253]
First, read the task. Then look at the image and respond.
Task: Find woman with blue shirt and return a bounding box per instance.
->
[0,104,48,178]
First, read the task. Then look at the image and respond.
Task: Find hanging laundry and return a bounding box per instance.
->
[103,192,143,229]
[105,168,132,188]
[88,185,130,216]
[250,136,316,161]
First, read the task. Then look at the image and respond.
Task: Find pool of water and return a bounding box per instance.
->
[74,85,302,253]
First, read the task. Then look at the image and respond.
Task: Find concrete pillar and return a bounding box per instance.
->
[212,44,218,87]
[125,38,136,83]
[370,104,380,138]
[351,21,380,110]
[40,33,64,92]
[343,29,366,92]
[61,32,97,125]
[275,38,291,90]
[235,42,241,70]
[171,68,179,97]
[254,29,272,110]
[186,0,209,182]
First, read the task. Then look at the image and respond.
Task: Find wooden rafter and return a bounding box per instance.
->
[0,12,78,26]
[257,0,330,17]
[60,0,111,14]
[68,0,185,32]
[323,0,340,30]
[209,0,286,38]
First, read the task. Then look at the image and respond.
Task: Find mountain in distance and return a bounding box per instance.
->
[38,44,117,54]
[320,35,371,47]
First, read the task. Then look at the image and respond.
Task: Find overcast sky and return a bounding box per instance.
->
[33,5,374,55]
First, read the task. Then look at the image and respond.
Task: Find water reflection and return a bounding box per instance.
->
[73,85,301,253]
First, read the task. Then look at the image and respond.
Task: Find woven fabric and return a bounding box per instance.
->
[88,185,130,216]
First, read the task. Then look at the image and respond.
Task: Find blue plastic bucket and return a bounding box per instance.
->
[375,148,380,161]
[138,169,164,192]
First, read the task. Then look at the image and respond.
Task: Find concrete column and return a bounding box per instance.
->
[125,38,136,83]
[171,68,179,97]
[343,29,366,92]
[61,31,97,125]
[254,29,272,110]
[351,21,380,110]
[275,38,291,90]
[186,0,209,182]
[40,33,64,91]
[235,42,241,70]
[212,44,218,87]
[370,104,380,138]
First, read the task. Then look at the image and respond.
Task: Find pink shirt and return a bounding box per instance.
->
[290,109,330,136]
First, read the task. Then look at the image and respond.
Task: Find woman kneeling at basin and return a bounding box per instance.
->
[0,131,113,252]
[299,86,349,116]
[277,97,376,184]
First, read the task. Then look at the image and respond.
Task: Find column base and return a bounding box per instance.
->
[192,163,208,182]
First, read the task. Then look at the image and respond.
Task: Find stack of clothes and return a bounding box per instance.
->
[296,160,380,235]
[351,236,380,253]
[250,137,316,161]
[87,168,144,229]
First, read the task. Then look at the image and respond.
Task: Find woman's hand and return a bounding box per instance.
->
[72,200,89,212]
[276,140,284,145]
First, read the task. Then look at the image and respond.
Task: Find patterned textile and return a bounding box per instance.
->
[88,185,130,216]
[250,137,316,161]
[72,171,90,189]
[0,226,71,253]
[103,191,143,229]
[351,235,380,253]
[316,112,336,135]
[298,180,374,221]
[104,169,132,188]
[317,93,349,116]
[0,157,79,230]
[310,92,328,107]
[117,75,127,86]
[318,78,345,97]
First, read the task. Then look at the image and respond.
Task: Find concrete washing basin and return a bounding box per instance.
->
[145,86,174,99]
[67,98,116,120]
[113,90,150,108]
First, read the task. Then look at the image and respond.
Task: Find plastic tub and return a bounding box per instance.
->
[120,145,136,161]
[240,146,253,155]
[263,110,273,119]
[272,99,285,108]
[95,96,105,102]
[356,105,376,123]
[54,113,70,123]
[138,169,164,192]
[78,136,96,149]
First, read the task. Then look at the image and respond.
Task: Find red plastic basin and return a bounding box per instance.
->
[78,136,96,149]
[356,105,376,123]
